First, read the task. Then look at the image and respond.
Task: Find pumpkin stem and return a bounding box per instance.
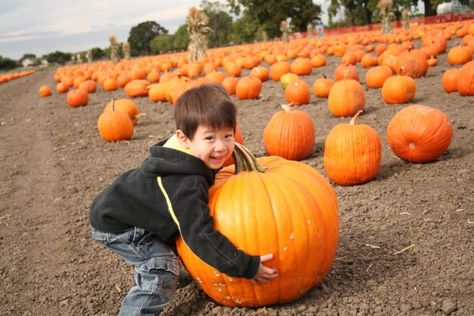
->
[349,110,363,125]
[233,143,266,174]
[280,103,294,112]
[111,99,115,111]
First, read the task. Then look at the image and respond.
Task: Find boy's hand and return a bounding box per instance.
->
[252,254,278,284]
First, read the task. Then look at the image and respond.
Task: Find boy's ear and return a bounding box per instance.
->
[175,130,191,148]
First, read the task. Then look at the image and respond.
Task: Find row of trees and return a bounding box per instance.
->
[2,0,472,70]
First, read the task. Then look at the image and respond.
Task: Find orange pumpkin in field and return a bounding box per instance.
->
[365,66,393,89]
[39,85,52,97]
[270,61,290,81]
[235,76,262,99]
[324,111,381,185]
[104,99,142,126]
[387,104,452,163]
[124,80,150,97]
[97,100,134,142]
[313,75,334,98]
[67,89,89,107]
[263,104,315,160]
[290,58,312,75]
[457,60,474,96]
[221,77,239,95]
[334,64,359,81]
[381,75,416,104]
[442,69,459,93]
[177,143,339,307]
[284,79,311,105]
[327,78,365,117]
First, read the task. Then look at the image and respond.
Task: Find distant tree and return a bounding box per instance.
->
[227,0,322,38]
[90,47,105,61]
[44,51,72,65]
[150,34,175,54]
[227,14,260,44]
[173,25,190,51]
[128,21,168,56]
[201,0,233,47]
[0,56,19,70]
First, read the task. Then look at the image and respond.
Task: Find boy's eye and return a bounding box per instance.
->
[205,136,214,141]
[225,134,234,139]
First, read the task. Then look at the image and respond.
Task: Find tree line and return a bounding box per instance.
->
[1,0,472,70]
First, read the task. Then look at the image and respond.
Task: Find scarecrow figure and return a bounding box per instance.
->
[186,7,212,62]
[280,20,290,43]
[401,8,410,29]
[122,41,131,60]
[378,0,395,34]
[109,35,119,64]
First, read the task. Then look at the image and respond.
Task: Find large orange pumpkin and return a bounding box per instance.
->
[386,104,453,163]
[97,100,134,142]
[442,69,459,93]
[327,78,365,117]
[263,104,315,160]
[177,143,339,307]
[324,111,382,185]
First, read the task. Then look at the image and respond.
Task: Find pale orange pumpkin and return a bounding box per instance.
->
[387,104,452,163]
[327,78,365,117]
[290,58,312,75]
[270,61,290,81]
[177,143,339,307]
[324,111,382,185]
[263,104,315,160]
[457,60,474,96]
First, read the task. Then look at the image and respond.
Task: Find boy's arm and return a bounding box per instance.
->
[161,176,260,279]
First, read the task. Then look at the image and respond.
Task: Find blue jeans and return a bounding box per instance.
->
[90,226,189,316]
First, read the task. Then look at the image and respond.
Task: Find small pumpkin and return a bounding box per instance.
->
[284,79,311,105]
[327,77,365,117]
[97,100,134,142]
[324,110,382,185]
[263,104,315,160]
[290,58,312,75]
[39,85,52,97]
[177,143,339,307]
[280,73,299,90]
[381,75,416,104]
[67,89,89,108]
[312,75,334,98]
[447,45,473,65]
[457,60,474,96]
[365,66,393,89]
[334,64,359,81]
[442,69,459,93]
[235,76,262,100]
[124,79,150,97]
[386,104,452,163]
[221,77,239,95]
[104,99,142,126]
[270,61,290,81]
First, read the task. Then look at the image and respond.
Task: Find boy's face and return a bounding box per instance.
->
[177,125,235,170]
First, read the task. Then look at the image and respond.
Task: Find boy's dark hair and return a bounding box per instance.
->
[174,84,237,139]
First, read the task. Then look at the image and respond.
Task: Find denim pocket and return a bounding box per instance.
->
[136,255,180,298]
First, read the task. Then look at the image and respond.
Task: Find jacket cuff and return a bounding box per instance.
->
[243,255,260,279]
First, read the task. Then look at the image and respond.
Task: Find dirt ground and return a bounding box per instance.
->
[0,37,473,316]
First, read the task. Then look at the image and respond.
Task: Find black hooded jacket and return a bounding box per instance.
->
[89,142,260,279]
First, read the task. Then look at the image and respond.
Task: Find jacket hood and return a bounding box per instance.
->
[140,143,215,184]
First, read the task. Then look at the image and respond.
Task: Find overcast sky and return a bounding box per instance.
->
[0,0,329,60]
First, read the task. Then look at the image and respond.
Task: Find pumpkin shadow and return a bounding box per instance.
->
[438,146,470,161]
[375,160,407,181]
[361,105,378,115]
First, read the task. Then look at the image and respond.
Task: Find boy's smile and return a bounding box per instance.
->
[178,125,235,169]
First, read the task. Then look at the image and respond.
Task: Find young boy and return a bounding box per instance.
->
[89,84,278,315]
